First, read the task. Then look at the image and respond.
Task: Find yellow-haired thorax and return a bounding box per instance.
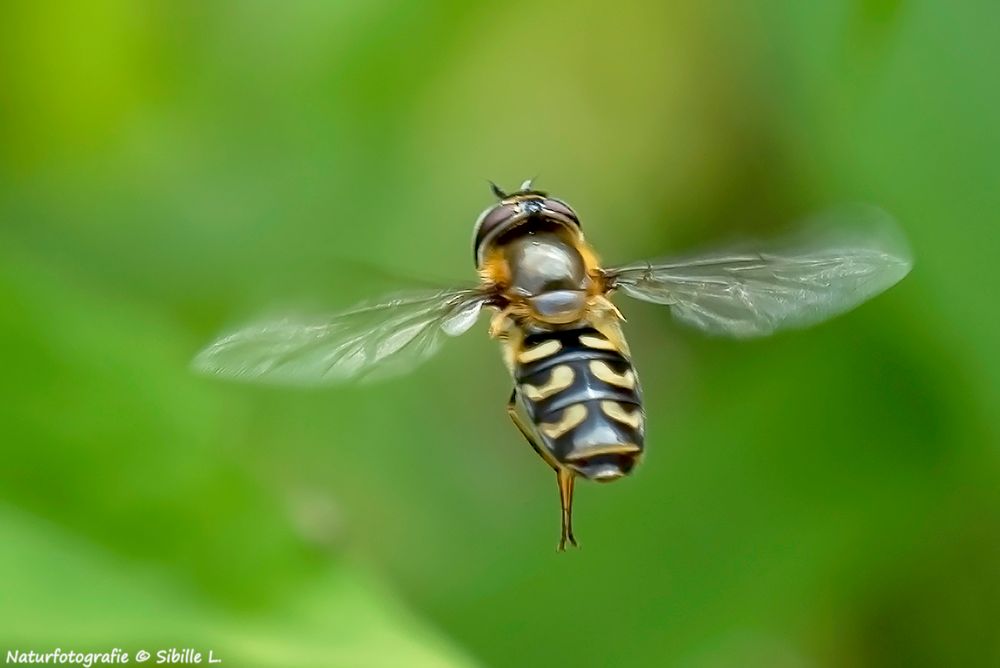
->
[478,244,511,290]
[478,223,603,291]
[479,221,617,333]
[473,182,612,330]
[575,236,607,295]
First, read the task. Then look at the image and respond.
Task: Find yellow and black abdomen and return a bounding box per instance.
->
[514,326,645,481]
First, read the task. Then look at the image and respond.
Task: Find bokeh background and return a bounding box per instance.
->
[2,1,998,666]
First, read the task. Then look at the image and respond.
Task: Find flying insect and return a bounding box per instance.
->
[194,180,912,550]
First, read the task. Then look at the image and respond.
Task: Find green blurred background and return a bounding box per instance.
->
[2,1,998,666]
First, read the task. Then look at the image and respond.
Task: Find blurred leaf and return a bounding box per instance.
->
[0,505,476,668]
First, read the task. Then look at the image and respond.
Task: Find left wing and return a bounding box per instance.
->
[193,287,489,386]
[605,208,912,337]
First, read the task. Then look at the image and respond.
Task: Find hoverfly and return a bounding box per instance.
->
[194,179,911,550]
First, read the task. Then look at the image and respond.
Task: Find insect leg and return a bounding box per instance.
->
[506,389,579,551]
[556,468,577,551]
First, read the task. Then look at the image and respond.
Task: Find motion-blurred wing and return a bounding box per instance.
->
[193,288,488,386]
[606,208,912,337]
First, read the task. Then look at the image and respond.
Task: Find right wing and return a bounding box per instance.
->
[192,288,490,386]
[606,207,912,337]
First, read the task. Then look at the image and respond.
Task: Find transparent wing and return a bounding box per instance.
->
[192,288,489,386]
[607,207,912,337]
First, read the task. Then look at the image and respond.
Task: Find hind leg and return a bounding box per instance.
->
[506,389,578,550]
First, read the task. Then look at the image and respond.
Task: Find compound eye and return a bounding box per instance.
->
[477,203,518,237]
[543,198,580,224]
[474,203,521,264]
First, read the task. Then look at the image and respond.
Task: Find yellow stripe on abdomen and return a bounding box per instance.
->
[600,401,643,428]
[522,365,575,401]
[540,404,588,438]
[517,339,562,364]
[589,360,636,389]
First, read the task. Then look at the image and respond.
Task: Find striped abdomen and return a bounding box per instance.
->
[514,326,645,481]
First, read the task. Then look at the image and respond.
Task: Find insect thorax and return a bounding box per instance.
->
[481,220,605,326]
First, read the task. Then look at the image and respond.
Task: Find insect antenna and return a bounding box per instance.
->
[489,181,508,199]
